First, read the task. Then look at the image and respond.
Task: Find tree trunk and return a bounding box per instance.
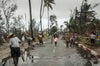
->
[51,34,53,44]
[29,0,33,39]
[47,6,50,35]
[40,0,43,33]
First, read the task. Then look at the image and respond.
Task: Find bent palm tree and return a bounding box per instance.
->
[40,0,55,34]
[44,0,55,34]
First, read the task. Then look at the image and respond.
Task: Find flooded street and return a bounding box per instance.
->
[0,39,87,66]
[0,0,100,66]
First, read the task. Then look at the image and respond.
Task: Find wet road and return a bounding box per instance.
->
[0,38,87,66]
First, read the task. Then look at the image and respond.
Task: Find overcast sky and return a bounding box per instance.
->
[14,0,100,29]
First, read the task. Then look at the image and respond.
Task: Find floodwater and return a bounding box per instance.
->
[0,39,94,66]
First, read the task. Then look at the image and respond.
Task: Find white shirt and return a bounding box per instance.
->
[90,34,96,39]
[39,35,42,38]
[22,36,25,41]
[9,37,20,47]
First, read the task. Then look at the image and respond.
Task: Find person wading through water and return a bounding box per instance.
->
[54,32,58,47]
[54,36,58,47]
[38,32,43,45]
[8,33,21,66]
[65,33,70,48]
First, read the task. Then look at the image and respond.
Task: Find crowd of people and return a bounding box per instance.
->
[65,33,77,48]
[0,31,98,66]
[6,32,46,66]
[64,32,97,47]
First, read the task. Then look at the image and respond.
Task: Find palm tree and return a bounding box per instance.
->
[60,25,63,33]
[50,15,57,34]
[40,0,55,35]
[40,0,43,33]
[79,0,99,33]
[44,0,55,34]
[64,21,71,32]
[50,15,57,27]
[28,0,34,39]
[68,0,99,34]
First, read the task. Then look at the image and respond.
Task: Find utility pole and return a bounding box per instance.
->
[29,0,33,39]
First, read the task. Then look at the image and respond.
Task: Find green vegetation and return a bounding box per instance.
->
[64,0,100,34]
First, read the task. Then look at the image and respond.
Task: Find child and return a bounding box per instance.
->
[54,37,58,46]
[21,33,25,46]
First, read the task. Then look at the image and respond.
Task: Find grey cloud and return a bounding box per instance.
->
[15,0,100,20]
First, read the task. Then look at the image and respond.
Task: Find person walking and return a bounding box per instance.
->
[38,32,43,45]
[53,32,58,46]
[70,33,74,47]
[54,36,58,47]
[21,33,25,46]
[90,33,96,45]
[26,35,32,46]
[8,33,21,66]
[65,33,70,48]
